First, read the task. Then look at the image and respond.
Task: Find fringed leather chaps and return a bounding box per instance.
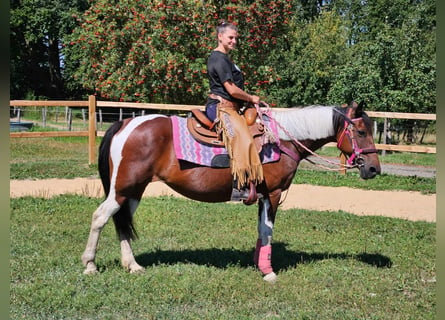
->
[217,104,264,189]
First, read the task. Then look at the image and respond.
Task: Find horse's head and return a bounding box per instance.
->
[335,101,381,179]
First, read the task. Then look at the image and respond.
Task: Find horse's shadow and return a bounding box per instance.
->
[134,242,392,273]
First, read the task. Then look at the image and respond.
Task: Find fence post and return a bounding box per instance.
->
[340,153,347,175]
[67,109,72,131]
[88,95,97,165]
[99,109,103,130]
[382,118,388,157]
[82,108,86,125]
[42,106,47,127]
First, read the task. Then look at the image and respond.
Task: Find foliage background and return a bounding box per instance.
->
[11,0,435,113]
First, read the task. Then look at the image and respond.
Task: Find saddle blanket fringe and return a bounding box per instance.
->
[171,116,281,167]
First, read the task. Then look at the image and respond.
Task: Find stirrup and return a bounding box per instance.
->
[230,180,258,205]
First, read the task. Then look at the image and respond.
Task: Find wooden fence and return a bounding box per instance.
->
[10,96,436,164]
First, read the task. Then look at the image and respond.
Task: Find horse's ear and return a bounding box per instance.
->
[348,100,365,118]
[349,101,358,108]
[346,101,357,118]
[356,100,365,117]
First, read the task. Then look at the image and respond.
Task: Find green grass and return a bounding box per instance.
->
[317,147,436,167]
[10,196,435,319]
[292,170,435,194]
[10,137,99,179]
[9,136,436,318]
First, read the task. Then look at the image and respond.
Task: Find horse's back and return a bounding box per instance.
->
[118,114,173,158]
[106,115,176,192]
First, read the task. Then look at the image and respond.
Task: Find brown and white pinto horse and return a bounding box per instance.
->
[81,101,381,282]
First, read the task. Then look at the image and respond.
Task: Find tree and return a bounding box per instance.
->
[265,7,349,106]
[328,0,435,113]
[64,0,293,104]
[10,0,89,99]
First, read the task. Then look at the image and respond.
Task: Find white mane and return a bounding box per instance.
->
[270,105,335,141]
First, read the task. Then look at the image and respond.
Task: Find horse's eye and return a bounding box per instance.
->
[357,130,366,137]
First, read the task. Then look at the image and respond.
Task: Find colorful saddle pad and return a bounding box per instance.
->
[171,115,281,167]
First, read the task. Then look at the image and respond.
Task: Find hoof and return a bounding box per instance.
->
[263,272,277,283]
[126,262,145,274]
[129,266,145,274]
[83,262,98,275]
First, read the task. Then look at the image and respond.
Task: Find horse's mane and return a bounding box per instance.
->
[271,105,337,141]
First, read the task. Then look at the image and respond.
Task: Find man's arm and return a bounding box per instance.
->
[223,81,260,104]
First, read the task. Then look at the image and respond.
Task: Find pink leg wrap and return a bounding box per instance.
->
[257,244,273,275]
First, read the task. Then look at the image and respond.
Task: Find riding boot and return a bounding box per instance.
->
[230,180,258,205]
[242,181,258,206]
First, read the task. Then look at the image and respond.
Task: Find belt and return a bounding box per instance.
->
[209,94,241,110]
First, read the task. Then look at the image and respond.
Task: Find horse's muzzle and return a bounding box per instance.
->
[359,160,381,179]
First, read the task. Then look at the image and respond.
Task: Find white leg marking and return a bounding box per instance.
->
[82,197,120,274]
[120,198,144,273]
[256,198,276,281]
[258,198,273,246]
[120,237,145,273]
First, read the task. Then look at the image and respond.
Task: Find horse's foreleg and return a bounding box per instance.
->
[255,197,277,282]
[81,198,120,274]
[119,198,144,273]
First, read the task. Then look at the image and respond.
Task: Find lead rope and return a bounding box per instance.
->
[254,103,357,171]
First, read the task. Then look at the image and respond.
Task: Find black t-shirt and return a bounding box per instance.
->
[206,50,244,106]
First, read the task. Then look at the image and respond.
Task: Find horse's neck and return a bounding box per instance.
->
[272,107,336,143]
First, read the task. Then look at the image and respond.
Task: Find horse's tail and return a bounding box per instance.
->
[98,120,138,240]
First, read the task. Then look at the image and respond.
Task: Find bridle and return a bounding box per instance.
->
[335,111,379,168]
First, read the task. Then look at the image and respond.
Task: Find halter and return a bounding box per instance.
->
[336,115,379,168]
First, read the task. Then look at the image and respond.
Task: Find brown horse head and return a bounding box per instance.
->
[335,101,381,179]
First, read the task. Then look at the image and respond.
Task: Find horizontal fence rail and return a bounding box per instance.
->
[366,111,436,121]
[10,96,436,165]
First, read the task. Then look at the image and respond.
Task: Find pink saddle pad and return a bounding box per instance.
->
[171,116,281,167]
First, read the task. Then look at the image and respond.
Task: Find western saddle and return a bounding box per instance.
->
[187,107,266,152]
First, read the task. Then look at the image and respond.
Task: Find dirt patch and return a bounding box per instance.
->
[10,178,435,222]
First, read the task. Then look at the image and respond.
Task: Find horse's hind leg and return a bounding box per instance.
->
[81,196,144,274]
[117,198,144,273]
[81,197,121,274]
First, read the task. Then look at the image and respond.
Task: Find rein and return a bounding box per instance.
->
[254,103,373,171]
